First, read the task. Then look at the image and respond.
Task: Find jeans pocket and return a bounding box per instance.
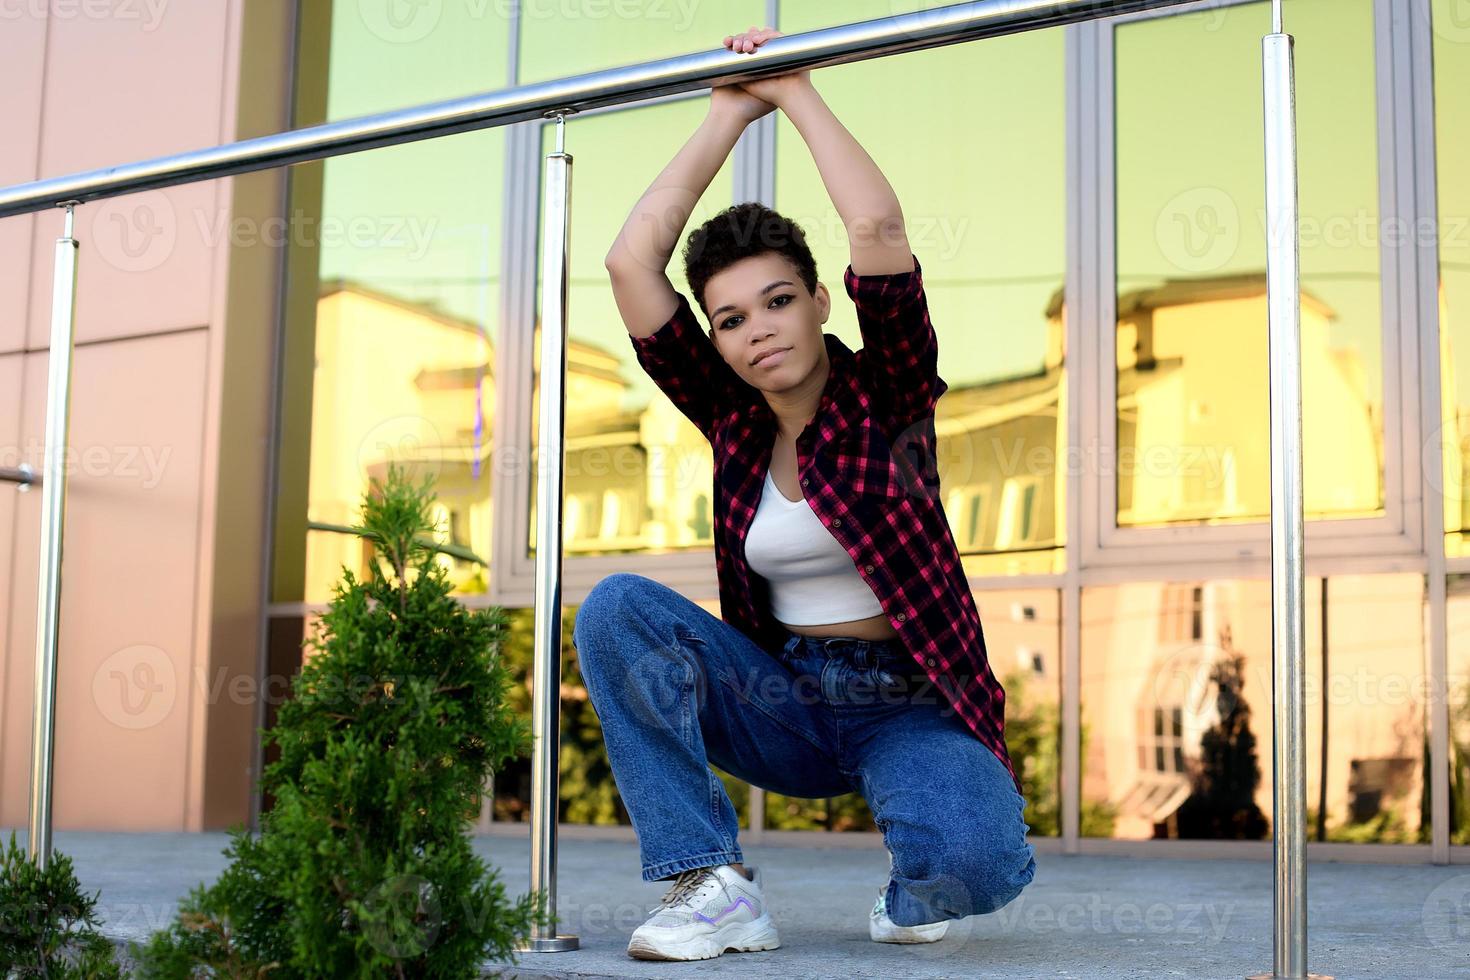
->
[858,664,909,699]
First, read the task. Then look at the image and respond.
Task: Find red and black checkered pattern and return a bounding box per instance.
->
[628,252,1019,794]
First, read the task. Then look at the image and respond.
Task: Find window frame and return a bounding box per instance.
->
[1078,0,1426,572]
[269,0,1465,859]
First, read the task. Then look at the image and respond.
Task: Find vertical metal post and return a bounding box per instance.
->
[1248,2,1330,978]
[516,110,579,953]
[27,201,81,869]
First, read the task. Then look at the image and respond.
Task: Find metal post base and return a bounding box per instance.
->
[514,936,581,952]
[1246,973,1333,979]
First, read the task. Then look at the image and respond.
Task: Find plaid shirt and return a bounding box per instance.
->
[627,252,1018,794]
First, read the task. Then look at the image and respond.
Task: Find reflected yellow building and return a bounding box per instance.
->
[1109,274,1380,525]
[308,263,1418,842]
[1085,575,1426,843]
[308,280,723,604]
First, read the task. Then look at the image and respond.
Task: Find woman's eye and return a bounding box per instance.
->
[721,294,792,330]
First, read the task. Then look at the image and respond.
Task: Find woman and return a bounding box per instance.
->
[577,25,1037,963]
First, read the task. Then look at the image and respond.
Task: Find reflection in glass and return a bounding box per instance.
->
[1433,0,1470,556]
[517,1,762,85]
[320,2,511,118]
[1444,576,1470,844]
[528,102,734,558]
[1115,0,1384,528]
[778,2,1067,577]
[291,3,508,603]
[1082,575,1426,842]
[978,588,1062,836]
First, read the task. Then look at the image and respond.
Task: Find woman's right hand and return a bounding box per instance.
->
[709,80,777,127]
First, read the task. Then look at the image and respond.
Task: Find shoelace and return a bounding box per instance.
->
[656,867,718,909]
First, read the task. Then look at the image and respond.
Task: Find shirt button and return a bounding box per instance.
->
[896,612,907,623]
[925,657,936,668]
[863,563,875,574]
[832,518,842,527]
[801,478,809,487]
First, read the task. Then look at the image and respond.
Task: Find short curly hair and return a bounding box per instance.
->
[682,202,818,321]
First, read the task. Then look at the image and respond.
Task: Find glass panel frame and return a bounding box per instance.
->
[1079,0,1425,570]
[270,0,1470,856]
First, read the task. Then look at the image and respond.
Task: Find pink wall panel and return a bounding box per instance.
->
[0,8,47,355]
[25,2,233,348]
[3,330,208,830]
[0,353,26,824]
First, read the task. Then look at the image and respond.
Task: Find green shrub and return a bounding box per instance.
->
[133,463,550,977]
[0,831,123,978]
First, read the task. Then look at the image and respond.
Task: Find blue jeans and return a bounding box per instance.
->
[572,572,1037,927]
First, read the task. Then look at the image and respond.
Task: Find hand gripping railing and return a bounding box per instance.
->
[0,1,1322,975]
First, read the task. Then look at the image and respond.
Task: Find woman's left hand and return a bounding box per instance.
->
[722,26,813,109]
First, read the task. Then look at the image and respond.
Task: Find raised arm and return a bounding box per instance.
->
[731,27,912,276]
[728,27,940,427]
[605,71,777,438]
[603,107,747,338]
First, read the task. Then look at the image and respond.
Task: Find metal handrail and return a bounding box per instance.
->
[0,0,1194,219]
[0,465,39,488]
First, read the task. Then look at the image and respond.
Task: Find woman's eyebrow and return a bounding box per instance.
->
[711,280,796,319]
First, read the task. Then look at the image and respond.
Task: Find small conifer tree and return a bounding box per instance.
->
[1176,650,1269,840]
[134,463,550,977]
[0,831,124,978]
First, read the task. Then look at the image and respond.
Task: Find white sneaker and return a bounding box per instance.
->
[627,864,780,961]
[870,883,949,943]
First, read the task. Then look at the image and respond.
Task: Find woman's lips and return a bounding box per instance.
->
[754,347,790,368]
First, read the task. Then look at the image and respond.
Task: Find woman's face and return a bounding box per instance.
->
[703,253,829,393]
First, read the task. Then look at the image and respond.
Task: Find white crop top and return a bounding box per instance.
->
[744,467,885,625]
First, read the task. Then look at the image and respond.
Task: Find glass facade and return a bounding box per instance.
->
[1436,0,1470,557]
[518,1,763,84]
[1436,0,1470,850]
[277,5,511,606]
[1115,0,1385,529]
[1447,575,1470,844]
[527,102,734,557]
[779,1,1068,577]
[316,3,512,118]
[1082,574,1427,843]
[268,1,1465,855]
